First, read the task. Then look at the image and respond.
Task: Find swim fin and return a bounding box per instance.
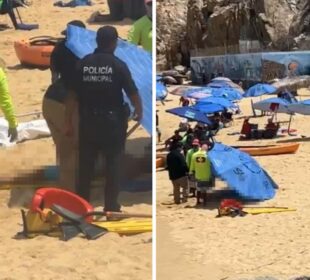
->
[51,204,107,240]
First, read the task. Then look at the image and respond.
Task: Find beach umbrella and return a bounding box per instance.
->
[252,97,292,114]
[207,80,244,94]
[272,75,310,93]
[169,86,199,96]
[287,99,310,115]
[208,143,277,200]
[209,87,243,101]
[197,96,237,110]
[244,83,277,97]
[166,107,212,125]
[193,103,225,114]
[211,77,232,82]
[183,86,242,101]
[253,97,297,134]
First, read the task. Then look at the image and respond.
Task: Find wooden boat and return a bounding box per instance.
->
[14,36,60,67]
[238,143,300,156]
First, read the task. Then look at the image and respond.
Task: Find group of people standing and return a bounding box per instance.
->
[0,0,153,213]
[165,131,213,205]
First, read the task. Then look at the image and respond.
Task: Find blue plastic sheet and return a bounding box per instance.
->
[208,143,277,200]
[65,25,152,135]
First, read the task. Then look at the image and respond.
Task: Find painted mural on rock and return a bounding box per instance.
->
[191,51,310,85]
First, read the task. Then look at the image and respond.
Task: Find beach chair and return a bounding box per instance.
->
[0,0,38,30]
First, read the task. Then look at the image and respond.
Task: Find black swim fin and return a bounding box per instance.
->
[51,204,107,240]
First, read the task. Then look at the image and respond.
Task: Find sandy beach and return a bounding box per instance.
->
[0,1,152,279]
[157,88,310,280]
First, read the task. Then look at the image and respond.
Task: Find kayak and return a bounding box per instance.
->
[156,157,165,169]
[14,36,61,67]
[238,142,300,156]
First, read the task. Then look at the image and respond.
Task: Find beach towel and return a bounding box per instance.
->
[0,117,50,147]
[65,25,152,136]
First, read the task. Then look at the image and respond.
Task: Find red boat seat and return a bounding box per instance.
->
[30,187,94,222]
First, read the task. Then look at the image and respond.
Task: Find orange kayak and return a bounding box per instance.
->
[239,143,300,156]
[14,36,60,67]
[156,157,165,169]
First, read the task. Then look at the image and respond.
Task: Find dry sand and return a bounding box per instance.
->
[0,1,151,279]
[157,88,310,280]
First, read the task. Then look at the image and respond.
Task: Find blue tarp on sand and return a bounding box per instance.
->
[208,143,277,200]
[65,25,152,135]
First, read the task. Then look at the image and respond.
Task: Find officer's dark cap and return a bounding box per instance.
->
[61,20,86,35]
[96,26,118,46]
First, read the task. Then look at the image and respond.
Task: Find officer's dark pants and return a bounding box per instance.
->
[107,0,124,21]
[77,110,127,211]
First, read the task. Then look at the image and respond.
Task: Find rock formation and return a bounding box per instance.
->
[156,0,310,70]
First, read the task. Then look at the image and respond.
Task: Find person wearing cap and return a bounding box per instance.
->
[127,0,152,52]
[42,20,86,192]
[166,142,189,204]
[189,143,213,205]
[65,26,142,212]
[0,58,18,142]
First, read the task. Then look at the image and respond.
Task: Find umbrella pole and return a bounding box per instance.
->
[287,114,293,136]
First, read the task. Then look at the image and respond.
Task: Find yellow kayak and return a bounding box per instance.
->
[92,219,152,235]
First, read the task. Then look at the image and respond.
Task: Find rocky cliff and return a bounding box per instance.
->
[156,0,310,70]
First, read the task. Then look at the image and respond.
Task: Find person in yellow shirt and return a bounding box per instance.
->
[190,143,213,205]
[0,58,18,142]
[127,0,152,52]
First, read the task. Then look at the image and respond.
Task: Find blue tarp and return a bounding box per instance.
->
[65,25,152,135]
[166,107,212,125]
[208,143,277,200]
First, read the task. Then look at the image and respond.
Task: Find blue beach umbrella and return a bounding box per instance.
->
[193,103,225,114]
[208,143,277,200]
[287,99,310,115]
[183,86,242,101]
[197,96,236,109]
[244,83,277,97]
[166,107,212,125]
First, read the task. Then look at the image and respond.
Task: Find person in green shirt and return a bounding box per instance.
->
[0,59,18,142]
[127,0,152,52]
[189,143,213,205]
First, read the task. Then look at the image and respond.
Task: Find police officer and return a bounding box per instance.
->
[65,26,143,212]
